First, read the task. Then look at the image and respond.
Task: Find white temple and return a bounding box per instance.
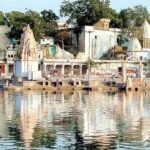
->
[142,20,150,39]
[127,38,142,52]
[15,25,41,80]
[127,37,143,58]
[127,20,150,60]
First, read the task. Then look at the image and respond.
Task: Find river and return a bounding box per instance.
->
[0,91,150,149]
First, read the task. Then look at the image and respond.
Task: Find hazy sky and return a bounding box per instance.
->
[1,0,150,17]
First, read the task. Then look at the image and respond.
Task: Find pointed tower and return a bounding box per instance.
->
[15,25,41,79]
[127,37,142,58]
[19,25,38,60]
[141,20,150,48]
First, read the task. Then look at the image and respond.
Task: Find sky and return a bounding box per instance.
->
[1,0,150,19]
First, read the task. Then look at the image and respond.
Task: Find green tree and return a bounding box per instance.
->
[5,11,24,26]
[119,8,133,28]
[6,9,59,41]
[119,5,150,29]
[7,11,44,41]
[41,9,59,37]
[133,5,150,26]
[25,10,44,41]
[60,0,120,27]
[6,11,27,40]
[0,11,5,25]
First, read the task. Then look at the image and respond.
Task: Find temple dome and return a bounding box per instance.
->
[127,38,142,52]
[142,20,150,38]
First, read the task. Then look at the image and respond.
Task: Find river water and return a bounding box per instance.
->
[0,91,150,149]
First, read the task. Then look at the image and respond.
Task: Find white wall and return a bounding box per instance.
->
[15,60,39,78]
[79,26,119,59]
[127,51,150,61]
[40,38,54,45]
[6,49,17,63]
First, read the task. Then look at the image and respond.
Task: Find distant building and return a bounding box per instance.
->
[0,44,18,78]
[57,22,70,30]
[40,37,54,45]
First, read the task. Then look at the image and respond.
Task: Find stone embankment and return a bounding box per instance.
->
[5,79,119,92]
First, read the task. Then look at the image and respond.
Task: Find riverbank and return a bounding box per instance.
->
[4,80,119,92]
[3,77,150,92]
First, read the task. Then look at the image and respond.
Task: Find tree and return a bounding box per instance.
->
[119,8,133,28]
[60,0,120,27]
[41,9,59,37]
[41,9,59,22]
[6,11,27,40]
[0,11,5,25]
[6,9,59,41]
[119,5,150,29]
[25,10,44,41]
[5,11,24,26]
[133,5,150,26]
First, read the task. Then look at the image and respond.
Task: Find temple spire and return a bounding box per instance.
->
[19,25,38,60]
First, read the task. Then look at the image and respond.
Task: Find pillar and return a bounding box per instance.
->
[5,64,9,75]
[71,64,74,77]
[61,65,64,75]
[80,65,82,76]
[122,62,127,83]
[139,63,144,82]
[44,64,47,74]
[54,64,56,70]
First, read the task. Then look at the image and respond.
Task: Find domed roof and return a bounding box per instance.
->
[127,38,142,51]
[142,20,150,38]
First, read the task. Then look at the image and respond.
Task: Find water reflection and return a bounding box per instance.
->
[0,91,150,149]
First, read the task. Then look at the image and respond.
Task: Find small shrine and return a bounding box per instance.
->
[15,25,41,80]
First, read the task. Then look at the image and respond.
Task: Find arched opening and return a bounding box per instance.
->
[126,55,141,63]
[46,65,54,73]
[55,65,62,75]
[64,65,71,76]
[82,65,88,75]
[9,64,14,73]
[73,65,80,75]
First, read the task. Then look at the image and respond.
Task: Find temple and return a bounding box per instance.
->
[0,19,149,91]
[14,25,41,79]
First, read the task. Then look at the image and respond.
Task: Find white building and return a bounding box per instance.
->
[127,37,149,60]
[40,37,54,45]
[77,18,121,60]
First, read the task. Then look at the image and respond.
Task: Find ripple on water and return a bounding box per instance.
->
[0,91,150,149]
